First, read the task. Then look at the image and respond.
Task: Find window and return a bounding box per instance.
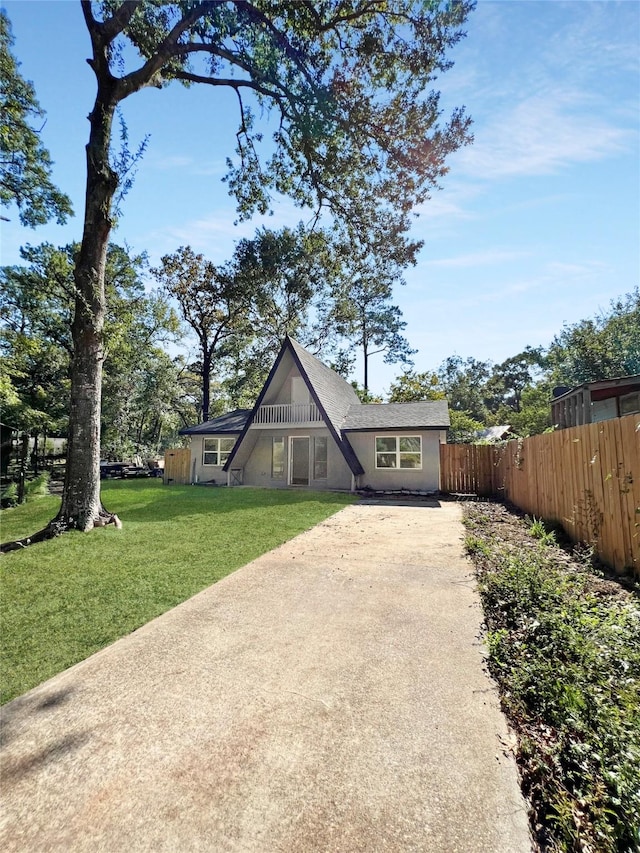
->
[375,436,422,469]
[272,437,285,479]
[620,391,640,416]
[203,437,235,466]
[314,436,328,479]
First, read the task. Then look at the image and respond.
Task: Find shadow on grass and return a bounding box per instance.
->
[101,481,356,524]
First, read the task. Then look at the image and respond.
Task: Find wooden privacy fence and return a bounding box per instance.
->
[163,448,191,485]
[439,443,500,497]
[440,413,640,576]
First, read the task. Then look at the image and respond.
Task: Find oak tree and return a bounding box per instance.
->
[152,246,245,422]
[547,289,640,385]
[15,0,474,540]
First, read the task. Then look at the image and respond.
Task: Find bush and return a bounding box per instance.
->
[464,503,640,853]
[0,473,51,509]
[24,472,50,500]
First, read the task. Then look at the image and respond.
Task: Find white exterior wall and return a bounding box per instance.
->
[347,430,442,492]
[190,435,237,484]
[241,427,352,490]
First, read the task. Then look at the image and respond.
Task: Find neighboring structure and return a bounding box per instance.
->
[179,337,450,492]
[0,422,19,477]
[551,375,640,429]
[475,425,513,443]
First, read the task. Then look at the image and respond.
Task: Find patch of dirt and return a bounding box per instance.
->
[467,500,637,600]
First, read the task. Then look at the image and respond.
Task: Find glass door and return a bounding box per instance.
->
[289,436,310,485]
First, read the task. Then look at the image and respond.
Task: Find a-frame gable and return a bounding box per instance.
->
[287,340,364,476]
[222,338,291,473]
[223,337,364,476]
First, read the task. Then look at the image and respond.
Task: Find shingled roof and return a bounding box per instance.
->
[342,401,450,431]
[287,338,360,432]
[179,409,251,435]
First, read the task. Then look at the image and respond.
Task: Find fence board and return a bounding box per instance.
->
[439,413,640,576]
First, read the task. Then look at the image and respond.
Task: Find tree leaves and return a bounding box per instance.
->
[0,11,73,227]
[90,0,473,246]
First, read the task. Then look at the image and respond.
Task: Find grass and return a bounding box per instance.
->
[463,503,640,853]
[0,480,357,705]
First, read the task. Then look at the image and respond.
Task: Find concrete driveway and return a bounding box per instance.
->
[1,501,531,852]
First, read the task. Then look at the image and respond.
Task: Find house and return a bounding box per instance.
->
[551,375,640,429]
[179,337,450,492]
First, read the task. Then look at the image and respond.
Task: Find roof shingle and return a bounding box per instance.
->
[179,409,251,435]
[342,401,450,431]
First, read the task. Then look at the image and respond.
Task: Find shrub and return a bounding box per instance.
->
[24,472,50,500]
[464,503,640,853]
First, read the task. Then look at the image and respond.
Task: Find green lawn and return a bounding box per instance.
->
[0,481,356,704]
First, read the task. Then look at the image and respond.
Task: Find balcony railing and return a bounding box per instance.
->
[253,403,323,425]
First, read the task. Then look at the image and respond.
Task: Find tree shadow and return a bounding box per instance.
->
[1,687,75,747]
[1,730,91,786]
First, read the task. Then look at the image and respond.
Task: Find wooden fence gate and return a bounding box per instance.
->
[439,443,499,497]
[163,448,191,485]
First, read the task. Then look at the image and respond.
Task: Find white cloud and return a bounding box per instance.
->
[147,154,195,170]
[423,249,530,268]
[457,91,632,180]
[545,260,607,279]
[146,154,226,176]
[142,198,309,264]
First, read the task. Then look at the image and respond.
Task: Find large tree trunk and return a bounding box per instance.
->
[363,337,369,394]
[56,87,117,532]
[2,88,122,553]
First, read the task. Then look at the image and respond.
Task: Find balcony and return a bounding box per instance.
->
[252,403,323,427]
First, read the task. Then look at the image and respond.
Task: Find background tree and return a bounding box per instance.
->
[0,10,73,226]
[218,224,342,405]
[0,245,75,464]
[1,241,178,469]
[152,246,246,422]
[547,289,640,386]
[336,283,415,393]
[484,347,544,414]
[101,348,194,460]
[500,384,552,437]
[448,410,484,444]
[388,370,445,403]
[436,355,491,423]
[35,0,473,538]
[230,225,335,347]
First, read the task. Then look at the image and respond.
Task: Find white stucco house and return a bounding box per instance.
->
[179,337,450,493]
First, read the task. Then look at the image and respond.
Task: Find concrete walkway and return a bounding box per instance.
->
[1,502,531,852]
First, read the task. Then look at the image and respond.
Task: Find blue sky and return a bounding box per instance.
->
[2,1,639,395]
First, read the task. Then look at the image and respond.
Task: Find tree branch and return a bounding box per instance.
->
[95,1,144,44]
[233,1,318,91]
[114,2,211,100]
[172,70,288,106]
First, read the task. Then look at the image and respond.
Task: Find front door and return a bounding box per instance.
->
[289,437,310,485]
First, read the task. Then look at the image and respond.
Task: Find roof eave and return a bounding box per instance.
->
[342,424,450,432]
